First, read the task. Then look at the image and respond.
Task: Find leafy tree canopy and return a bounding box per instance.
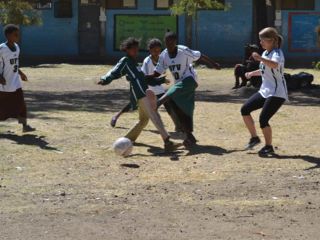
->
[171,0,229,16]
[0,0,42,26]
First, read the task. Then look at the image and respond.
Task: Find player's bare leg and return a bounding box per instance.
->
[242,115,261,149]
[111,102,131,127]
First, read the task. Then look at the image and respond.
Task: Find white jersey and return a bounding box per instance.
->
[259,49,288,100]
[155,45,200,83]
[0,43,21,92]
[141,55,165,95]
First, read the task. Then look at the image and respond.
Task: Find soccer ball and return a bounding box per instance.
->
[112,137,133,157]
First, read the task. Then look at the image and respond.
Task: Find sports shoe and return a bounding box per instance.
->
[183,133,198,149]
[183,138,196,149]
[23,125,36,133]
[245,136,261,150]
[110,116,117,128]
[164,138,182,152]
[258,145,274,155]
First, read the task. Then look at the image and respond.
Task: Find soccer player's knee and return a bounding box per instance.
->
[259,115,270,129]
[241,105,250,116]
[146,89,155,99]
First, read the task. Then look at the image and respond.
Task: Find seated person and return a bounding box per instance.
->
[233,44,262,89]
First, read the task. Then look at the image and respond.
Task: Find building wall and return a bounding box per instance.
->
[0,0,79,57]
[105,0,186,59]
[194,0,253,60]
[281,0,320,59]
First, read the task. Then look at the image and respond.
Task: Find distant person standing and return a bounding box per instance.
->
[241,27,288,155]
[0,24,35,132]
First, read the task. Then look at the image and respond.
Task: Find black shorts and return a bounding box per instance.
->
[241,92,285,128]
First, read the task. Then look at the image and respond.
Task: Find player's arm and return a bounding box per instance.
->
[18,69,28,81]
[98,58,127,85]
[145,54,166,82]
[245,69,261,79]
[141,59,162,85]
[252,52,279,69]
[197,54,221,70]
[147,75,167,86]
[0,57,5,85]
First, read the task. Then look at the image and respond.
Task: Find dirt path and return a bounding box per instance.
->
[0,65,319,240]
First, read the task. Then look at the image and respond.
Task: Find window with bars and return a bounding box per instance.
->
[155,0,226,10]
[27,0,52,9]
[155,0,174,9]
[281,0,315,10]
[105,0,137,9]
[54,0,73,18]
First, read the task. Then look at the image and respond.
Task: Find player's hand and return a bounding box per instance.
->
[0,75,6,85]
[20,72,28,81]
[164,78,171,85]
[252,52,262,61]
[96,80,103,85]
[245,72,252,79]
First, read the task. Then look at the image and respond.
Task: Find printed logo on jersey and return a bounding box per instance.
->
[169,64,181,80]
[10,58,19,73]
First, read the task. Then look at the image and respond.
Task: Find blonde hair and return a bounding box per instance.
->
[259,27,283,49]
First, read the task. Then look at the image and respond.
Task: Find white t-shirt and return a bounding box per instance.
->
[155,45,200,83]
[259,49,288,100]
[141,55,165,95]
[0,43,21,92]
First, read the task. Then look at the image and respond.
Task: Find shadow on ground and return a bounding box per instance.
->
[25,89,131,116]
[0,133,59,151]
[196,85,320,106]
[259,153,320,170]
[24,85,319,120]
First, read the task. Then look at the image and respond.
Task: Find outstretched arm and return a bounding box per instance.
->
[197,54,221,70]
[98,59,127,85]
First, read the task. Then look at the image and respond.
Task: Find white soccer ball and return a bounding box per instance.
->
[112,137,133,157]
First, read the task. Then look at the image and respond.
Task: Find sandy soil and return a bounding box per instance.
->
[0,65,319,240]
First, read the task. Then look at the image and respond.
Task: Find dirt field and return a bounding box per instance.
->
[0,65,319,240]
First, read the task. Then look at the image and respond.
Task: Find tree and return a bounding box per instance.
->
[170,0,229,48]
[0,0,42,26]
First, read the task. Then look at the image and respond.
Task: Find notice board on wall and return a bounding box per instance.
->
[114,15,178,51]
[289,12,320,52]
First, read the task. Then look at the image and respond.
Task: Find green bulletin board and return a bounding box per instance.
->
[114,15,178,50]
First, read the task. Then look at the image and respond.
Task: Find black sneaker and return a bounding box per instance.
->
[23,125,36,133]
[187,133,198,144]
[245,136,261,150]
[258,145,274,155]
[164,138,182,152]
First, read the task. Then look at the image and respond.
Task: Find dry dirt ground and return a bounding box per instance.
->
[0,65,319,240]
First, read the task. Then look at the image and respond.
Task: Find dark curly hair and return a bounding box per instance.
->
[147,38,162,50]
[3,24,19,37]
[164,30,177,41]
[120,37,140,51]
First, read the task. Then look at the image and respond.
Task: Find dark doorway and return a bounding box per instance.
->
[78,0,100,56]
[252,0,275,43]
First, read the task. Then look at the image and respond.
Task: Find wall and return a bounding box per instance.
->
[195,0,253,60]
[105,0,186,59]
[0,0,79,57]
[281,0,320,59]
